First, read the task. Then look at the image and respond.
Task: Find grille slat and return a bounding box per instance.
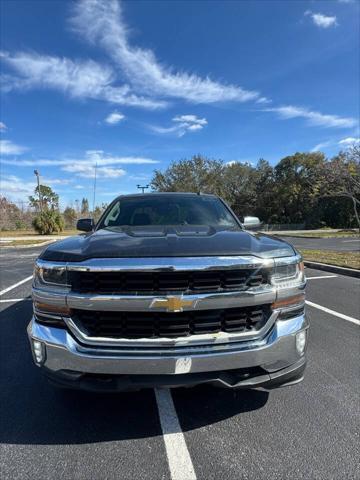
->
[72,305,270,339]
[69,269,268,294]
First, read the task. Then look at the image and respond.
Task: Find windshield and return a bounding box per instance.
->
[99,195,239,229]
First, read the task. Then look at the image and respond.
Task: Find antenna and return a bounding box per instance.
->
[92,162,98,216]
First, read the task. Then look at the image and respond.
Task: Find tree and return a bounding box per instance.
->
[151,155,226,196]
[81,198,89,215]
[93,203,108,223]
[253,159,276,222]
[222,162,260,217]
[150,150,358,229]
[0,197,22,230]
[32,210,64,235]
[63,207,77,229]
[29,185,59,211]
[318,146,360,230]
[272,152,325,226]
[151,155,276,222]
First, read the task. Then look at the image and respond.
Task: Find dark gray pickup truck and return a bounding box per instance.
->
[28,192,308,391]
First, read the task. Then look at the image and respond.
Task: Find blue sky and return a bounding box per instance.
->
[0,0,359,208]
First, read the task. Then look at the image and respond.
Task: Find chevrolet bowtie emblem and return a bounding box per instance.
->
[151,297,196,312]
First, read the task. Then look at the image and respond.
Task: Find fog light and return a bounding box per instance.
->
[32,340,45,365]
[296,330,307,355]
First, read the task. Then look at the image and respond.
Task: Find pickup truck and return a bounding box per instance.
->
[28,192,308,391]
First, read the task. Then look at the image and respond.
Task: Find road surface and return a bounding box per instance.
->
[0,245,359,479]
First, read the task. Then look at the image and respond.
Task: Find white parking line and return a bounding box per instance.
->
[155,388,196,480]
[306,275,338,280]
[342,239,360,243]
[0,298,31,303]
[0,276,33,297]
[306,300,360,326]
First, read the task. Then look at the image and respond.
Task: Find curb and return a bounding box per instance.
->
[271,233,360,240]
[272,234,320,239]
[304,261,360,278]
[0,240,56,249]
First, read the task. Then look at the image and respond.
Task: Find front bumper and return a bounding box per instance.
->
[27,312,309,391]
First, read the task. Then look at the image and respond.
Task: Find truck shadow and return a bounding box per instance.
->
[1,301,268,446]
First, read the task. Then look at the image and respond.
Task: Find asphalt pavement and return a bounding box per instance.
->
[0,245,359,480]
[279,235,360,252]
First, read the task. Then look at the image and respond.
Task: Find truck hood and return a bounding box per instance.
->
[40,226,296,262]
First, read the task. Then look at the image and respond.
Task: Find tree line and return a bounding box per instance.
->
[151,147,360,230]
[1,146,359,233]
[0,193,107,234]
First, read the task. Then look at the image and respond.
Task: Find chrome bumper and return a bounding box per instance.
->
[27,312,309,377]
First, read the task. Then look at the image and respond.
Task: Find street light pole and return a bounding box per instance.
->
[34,169,42,212]
[137,184,149,194]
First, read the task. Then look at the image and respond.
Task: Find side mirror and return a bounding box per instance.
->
[76,218,94,232]
[243,216,262,231]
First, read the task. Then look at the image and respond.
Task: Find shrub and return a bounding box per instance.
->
[63,207,77,229]
[15,220,27,230]
[32,211,65,235]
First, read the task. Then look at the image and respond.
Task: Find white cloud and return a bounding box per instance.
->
[173,115,207,126]
[0,139,28,155]
[0,51,165,109]
[105,111,125,124]
[149,125,182,135]
[187,124,203,131]
[0,174,74,200]
[310,141,332,152]
[304,11,337,28]
[310,137,360,152]
[0,0,353,135]
[0,121,7,131]
[264,105,357,128]
[0,174,35,196]
[70,0,259,104]
[42,177,72,185]
[150,114,208,137]
[75,184,85,189]
[256,97,272,105]
[0,174,77,200]
[339,137,360,145]
[62,164,126,178]
[1,150,159,167]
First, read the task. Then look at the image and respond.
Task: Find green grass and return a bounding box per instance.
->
[300,249,360,270]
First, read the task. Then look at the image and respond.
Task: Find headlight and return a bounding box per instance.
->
[34,261,69,288]
[271,258,304,287]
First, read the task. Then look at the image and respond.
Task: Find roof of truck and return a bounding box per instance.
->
[114,192,218,198]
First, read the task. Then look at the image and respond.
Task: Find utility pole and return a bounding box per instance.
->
[137,184,149,194]
[34,170,42,212]
[92,162,98,217]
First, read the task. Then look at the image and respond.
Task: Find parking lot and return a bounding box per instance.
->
[279,235,360,252]
[0,245,359,480]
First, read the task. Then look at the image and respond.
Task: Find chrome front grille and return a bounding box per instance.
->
[71,305,271,339]
[34,255,303,347]
[68,269,269,295]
